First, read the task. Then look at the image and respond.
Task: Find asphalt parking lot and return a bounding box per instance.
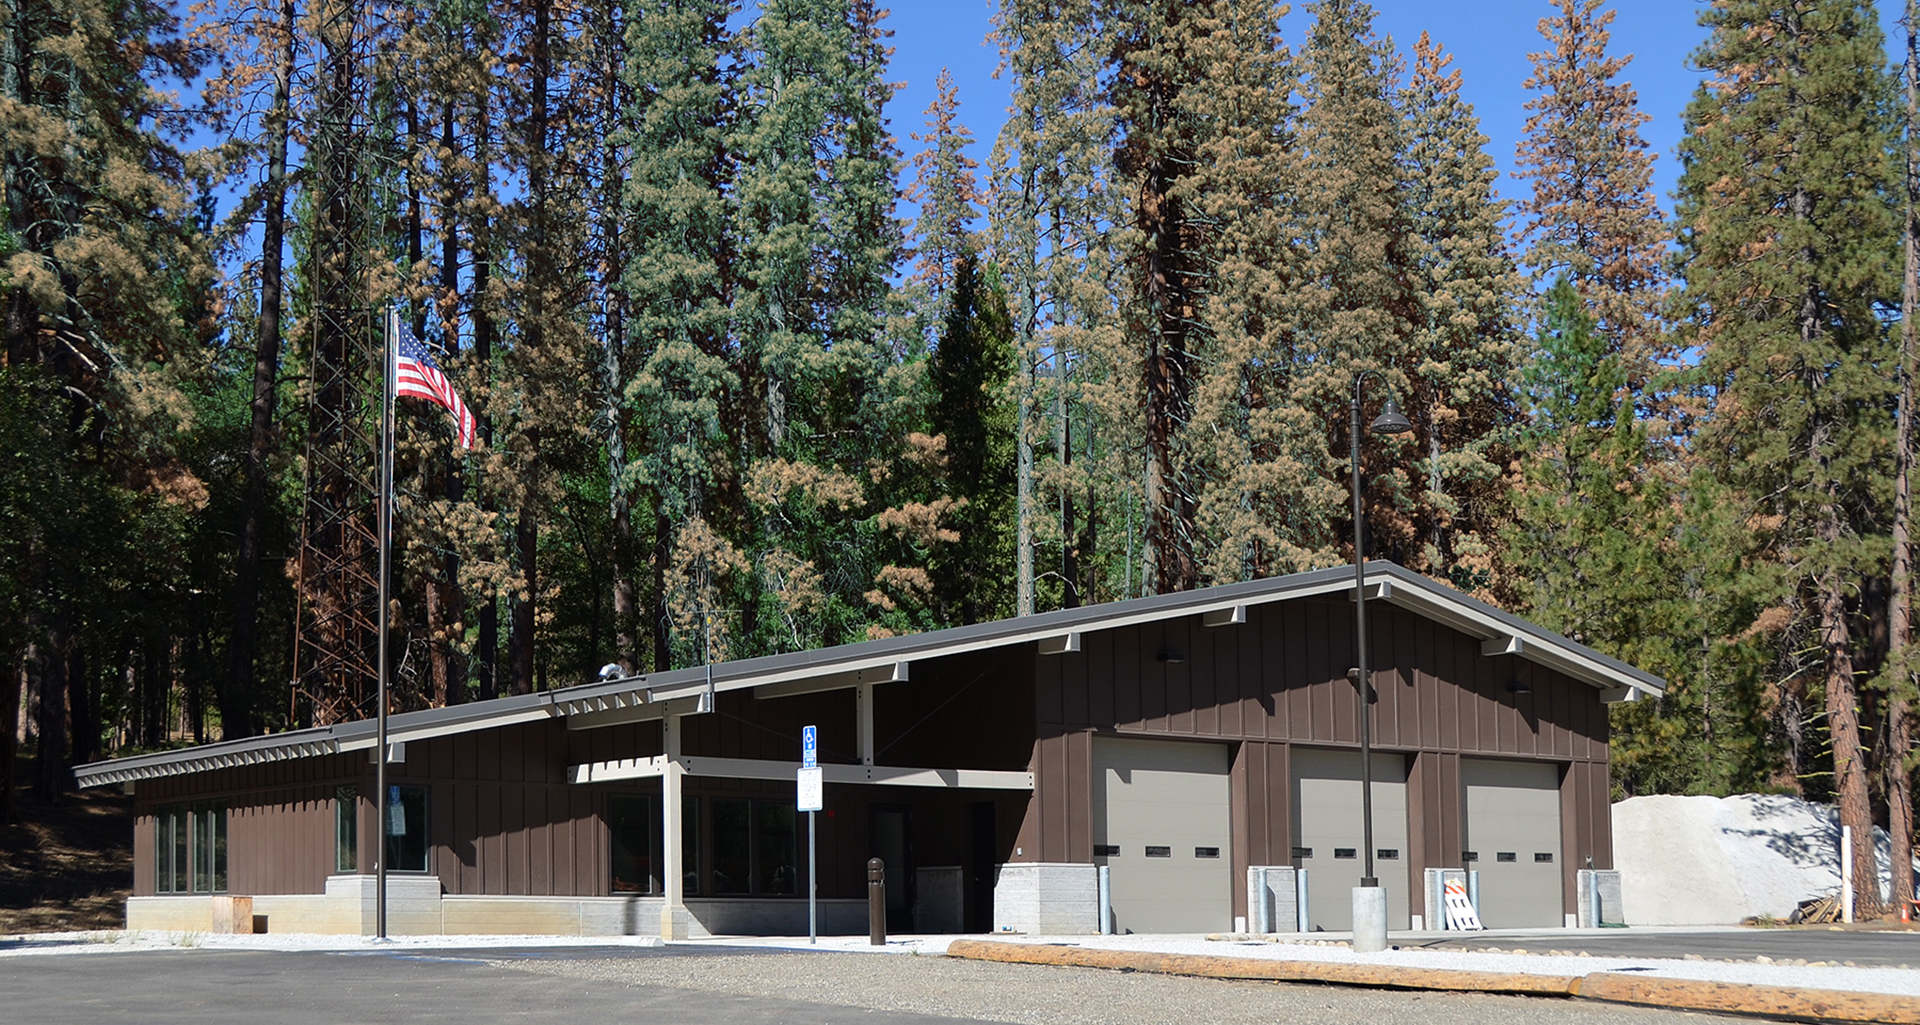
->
[0,942,1773,1025]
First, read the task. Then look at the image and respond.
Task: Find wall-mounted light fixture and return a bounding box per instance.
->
[1506,679,1532,695]
[1156,649,1186,665]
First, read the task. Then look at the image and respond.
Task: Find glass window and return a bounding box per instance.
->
[681,795,700,897]
[609,795,653,894]
[336,786,358,873]
[193,802,227,893]
[155,805,187,894]
[711,798,750,895]
[755,802,796,895]
[383,785,430,873]
[156,803,224,893]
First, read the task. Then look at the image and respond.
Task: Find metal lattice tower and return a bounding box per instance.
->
[292,0,380,728]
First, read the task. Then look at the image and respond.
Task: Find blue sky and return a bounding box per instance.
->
[881,2,1901,221]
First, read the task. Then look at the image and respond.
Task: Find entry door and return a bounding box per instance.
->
[1290,748,1409,932]
[870,806,912,933]
[1091,736,1232,934]
[1462,759,1563,927]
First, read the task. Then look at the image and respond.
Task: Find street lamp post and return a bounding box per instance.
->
[1349,369,1411,953]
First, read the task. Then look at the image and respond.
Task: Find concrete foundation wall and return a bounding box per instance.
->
[126,896,215,933]
[127,880,869,938]
[685,898,868,937]
[993,862,1096,934]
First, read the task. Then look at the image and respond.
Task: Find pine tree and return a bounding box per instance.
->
[730,0,904,655]
[1175,0,1303,584]
[1293,0,1418,569]
[2,0,214,790]
[990,0,1116,613]
[926,254,1018,624]
[1398,31,1522,593]
[198,0,300,737]
[1513,0,1670,415]
[620,0,740,669]
[1678,0,1899,914]
[1887,0,1919,916]
[910,68,981,305]
[1108,0,1211,595]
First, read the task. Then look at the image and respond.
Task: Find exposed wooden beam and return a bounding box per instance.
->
[752,661,909,700]
[1202,605,1246,628]
[1037,632,1081,655]
[1481,635,1525,657]
[857,683,875,765]
[565,694,710,731]
[340,706,558,750]
[566,754,1033,790]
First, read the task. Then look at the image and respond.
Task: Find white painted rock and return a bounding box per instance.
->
[1612,793,1914,926]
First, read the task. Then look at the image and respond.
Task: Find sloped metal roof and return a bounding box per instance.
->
[74,561,1662,788]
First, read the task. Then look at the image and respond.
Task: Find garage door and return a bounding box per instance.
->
[1091,736,1232,934]
[1290,748,1409,932]
[1462,759,1563,927]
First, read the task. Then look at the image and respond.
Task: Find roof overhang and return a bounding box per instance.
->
[75,561,1663,789]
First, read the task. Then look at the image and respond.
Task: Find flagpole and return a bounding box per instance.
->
[376,307,395,941]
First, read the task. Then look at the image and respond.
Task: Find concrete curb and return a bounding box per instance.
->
[943,939,1920,1024]
[943,940,1578,996]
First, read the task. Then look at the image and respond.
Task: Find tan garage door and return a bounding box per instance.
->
[1091,736,1232,934]
[1290,748,1410,932]
[1462,758,1564,927]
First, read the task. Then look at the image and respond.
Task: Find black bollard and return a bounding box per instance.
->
[867,857,886,946]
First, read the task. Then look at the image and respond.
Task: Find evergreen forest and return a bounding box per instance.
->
[4,0,1919,913]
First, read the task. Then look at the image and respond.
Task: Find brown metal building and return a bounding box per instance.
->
[76,562,1660,938]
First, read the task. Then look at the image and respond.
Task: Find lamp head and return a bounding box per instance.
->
[1370,397,1413,435]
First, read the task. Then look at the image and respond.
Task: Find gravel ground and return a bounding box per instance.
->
[488,950,1757,1025]
[680,930,1920,998]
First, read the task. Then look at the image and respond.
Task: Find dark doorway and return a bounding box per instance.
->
[869,804,913,933]
[968,801,996,932]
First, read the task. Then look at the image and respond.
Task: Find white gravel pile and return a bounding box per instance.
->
[1613,793,1917,925]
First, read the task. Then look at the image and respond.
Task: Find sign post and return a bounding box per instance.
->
[798,725,822,944]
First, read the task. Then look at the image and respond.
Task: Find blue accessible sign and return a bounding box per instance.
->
[802,724,818,768]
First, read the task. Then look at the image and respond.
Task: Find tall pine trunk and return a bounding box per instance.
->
[1141,183,1196,594]
[1807,258,1880,914]
[432,101,466,706]
[1891,0,1920,917]
[32,620,67,801]
[508,0,550,696]
[0,655,16,822]
[220,0,291,744]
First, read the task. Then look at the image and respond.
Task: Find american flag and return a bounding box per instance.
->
[392,315,477,449]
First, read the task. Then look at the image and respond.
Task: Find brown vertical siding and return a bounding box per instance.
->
[1034,599,1617,916]
[1406,749,1463,902]
[1227,740,1292,915]
[1044,603,1609,762]
[1020,728,1090,863]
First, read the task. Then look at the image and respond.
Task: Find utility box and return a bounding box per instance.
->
[1245,866,1298,933]
[1577,869,1625,928]
[913,866,964,933]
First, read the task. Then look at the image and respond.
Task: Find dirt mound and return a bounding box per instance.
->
[0,765,131,933]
